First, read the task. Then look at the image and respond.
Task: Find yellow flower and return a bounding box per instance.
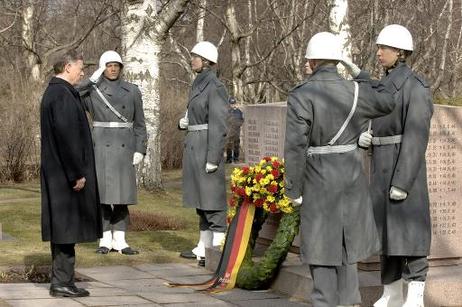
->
[245,186,252,196]
[267,195,275,202]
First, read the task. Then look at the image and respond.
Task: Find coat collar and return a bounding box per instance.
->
[308,65,343,81]
[97,77,130,97]
[49,77,79,96]
[190,69,215,100]
[383,62,412,91]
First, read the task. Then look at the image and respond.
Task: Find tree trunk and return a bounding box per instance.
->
[196,0,206,42]
[121,0,190,190]
[22,0,40,82]
[329,0,351,77]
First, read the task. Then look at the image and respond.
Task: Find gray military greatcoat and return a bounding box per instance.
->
[182,69,228,210]
[359,63,433,256]
[284,65,395,266]
[78,77,147,205]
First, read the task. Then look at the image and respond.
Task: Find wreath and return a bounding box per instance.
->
[228,157,300,290]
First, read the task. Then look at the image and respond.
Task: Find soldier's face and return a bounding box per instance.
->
[376,45,400,69]
[191,54,204,72]
[304,60,313,75]
[104,62,121,80]
[66,60,84,86]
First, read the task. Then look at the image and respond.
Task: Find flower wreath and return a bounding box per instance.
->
[228,157,300,289]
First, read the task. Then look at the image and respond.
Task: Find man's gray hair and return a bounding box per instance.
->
[53,50,83,74]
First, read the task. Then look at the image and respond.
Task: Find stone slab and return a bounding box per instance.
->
[139,291,224,304]
[165,302,235,307]
[233,298,310,307]
[103,278,167,292]
[74,295,155,306]
[5,298,84,307]
[76,265,153,281]
[211,288,282,301]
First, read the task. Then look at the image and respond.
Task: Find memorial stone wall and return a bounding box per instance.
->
[243,103,462,260]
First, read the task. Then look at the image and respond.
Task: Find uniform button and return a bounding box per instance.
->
[106,144,110,147]
[122,144,125,147]
[122,106,126,109]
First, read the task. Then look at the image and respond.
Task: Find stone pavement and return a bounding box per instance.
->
[0,263,310,307]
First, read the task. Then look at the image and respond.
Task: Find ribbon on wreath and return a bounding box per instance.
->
[166,200,255,292]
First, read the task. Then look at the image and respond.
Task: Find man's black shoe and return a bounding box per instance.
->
[95,246,110,254]
[118,247,139,255]
[49,285,89,297]
[198,257,205,267]
[180,250,196,259]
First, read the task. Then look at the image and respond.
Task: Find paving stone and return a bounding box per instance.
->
[163,274,213,285]
[139,291,225,304]
[135,263,194,272]
[74,295,155,306]
[105,278,167,292]
[0,288,51,300]
[148,267,212,278]
[210,288,282,301]
[76,266,153,281]
[84,287,130,297]
[5,298,84,307]
[164,301,235,307]
[75,281,114,289]
[233,298,310,306]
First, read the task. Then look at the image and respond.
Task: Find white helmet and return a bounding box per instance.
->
[191,41,218,63]
[305,32,343,61]
[376,24,413,51]
[99,50,123,68]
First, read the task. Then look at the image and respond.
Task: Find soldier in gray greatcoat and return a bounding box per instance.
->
[77,50,147,255]
[284,32,396,307]
[178,41,228,266]
[347,25,433,307]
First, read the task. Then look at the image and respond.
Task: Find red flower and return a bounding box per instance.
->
[254,198,264,207]
[255,173,264,183]
[264,157,271,162]
[268,184,278,194]
[272,160,280,168]
[237,187,246,197]
[242,166,250,175]
[271,169,280,178]
[269,203,278,213]
[227,216,232,224]
[231,185,236,192]
[229,198,236,207]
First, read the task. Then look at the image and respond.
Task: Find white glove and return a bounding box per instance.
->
[179,111,188,129]
[341,59,361,78]
[390,186,408,200]
[205,162,218,173]
[358,131,373,148]
[132,152,144,165]
[291,196,303,207]
[89,66,106,83]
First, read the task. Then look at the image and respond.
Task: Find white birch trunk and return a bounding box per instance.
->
[22,1,40,82]
[329,0,351,77]
[196,0,206,42]
[121,0,190,190]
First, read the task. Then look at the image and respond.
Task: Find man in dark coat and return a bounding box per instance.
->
[178,41,228,266]
[40,50,102,297]
[225,97,244,163]
[284,32,395,307]
[77,50,147,255]
[348,24,433,307]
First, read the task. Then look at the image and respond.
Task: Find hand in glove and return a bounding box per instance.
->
[290,196,303,207]
[358,131,373,149]
[341,59,361,78]
[89,66,106,83]
[132,152,144,165]
[178,111,189,130]
[389,186,408,201]
[205,162,218,173]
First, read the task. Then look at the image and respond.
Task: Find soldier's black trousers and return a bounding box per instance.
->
[381,255,429,284]
[50,243,75,287]
[101,204,129,231]
[196,209,227,232]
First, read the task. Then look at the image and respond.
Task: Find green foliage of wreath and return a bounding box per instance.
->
[235,207,300,290]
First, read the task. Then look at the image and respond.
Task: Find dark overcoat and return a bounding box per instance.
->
[284,65,395,266]
[360,63,433,256]
[40,77,102,244]
[78,78,147,205]
[182,69,229,210]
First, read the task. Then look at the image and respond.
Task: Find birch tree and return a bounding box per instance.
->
[121,0,191,190]
[329,0,351,76]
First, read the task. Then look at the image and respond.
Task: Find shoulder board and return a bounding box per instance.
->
[290,79,309,92]
[412,73,429,88]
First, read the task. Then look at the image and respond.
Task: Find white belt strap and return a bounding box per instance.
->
[92,85,129,123]
[93,121,133,128]
[188,124,209,131]
[307,81,359,156]
[372,135,402,146]
[307,144,357,155]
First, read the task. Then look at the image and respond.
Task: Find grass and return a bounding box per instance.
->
[434,96,462,106]
[0,168,201,270]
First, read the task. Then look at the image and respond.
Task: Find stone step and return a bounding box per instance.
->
[206,247,462,306]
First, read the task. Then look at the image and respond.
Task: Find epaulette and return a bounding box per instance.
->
[290,79,309,92]
[412,73,429,88]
